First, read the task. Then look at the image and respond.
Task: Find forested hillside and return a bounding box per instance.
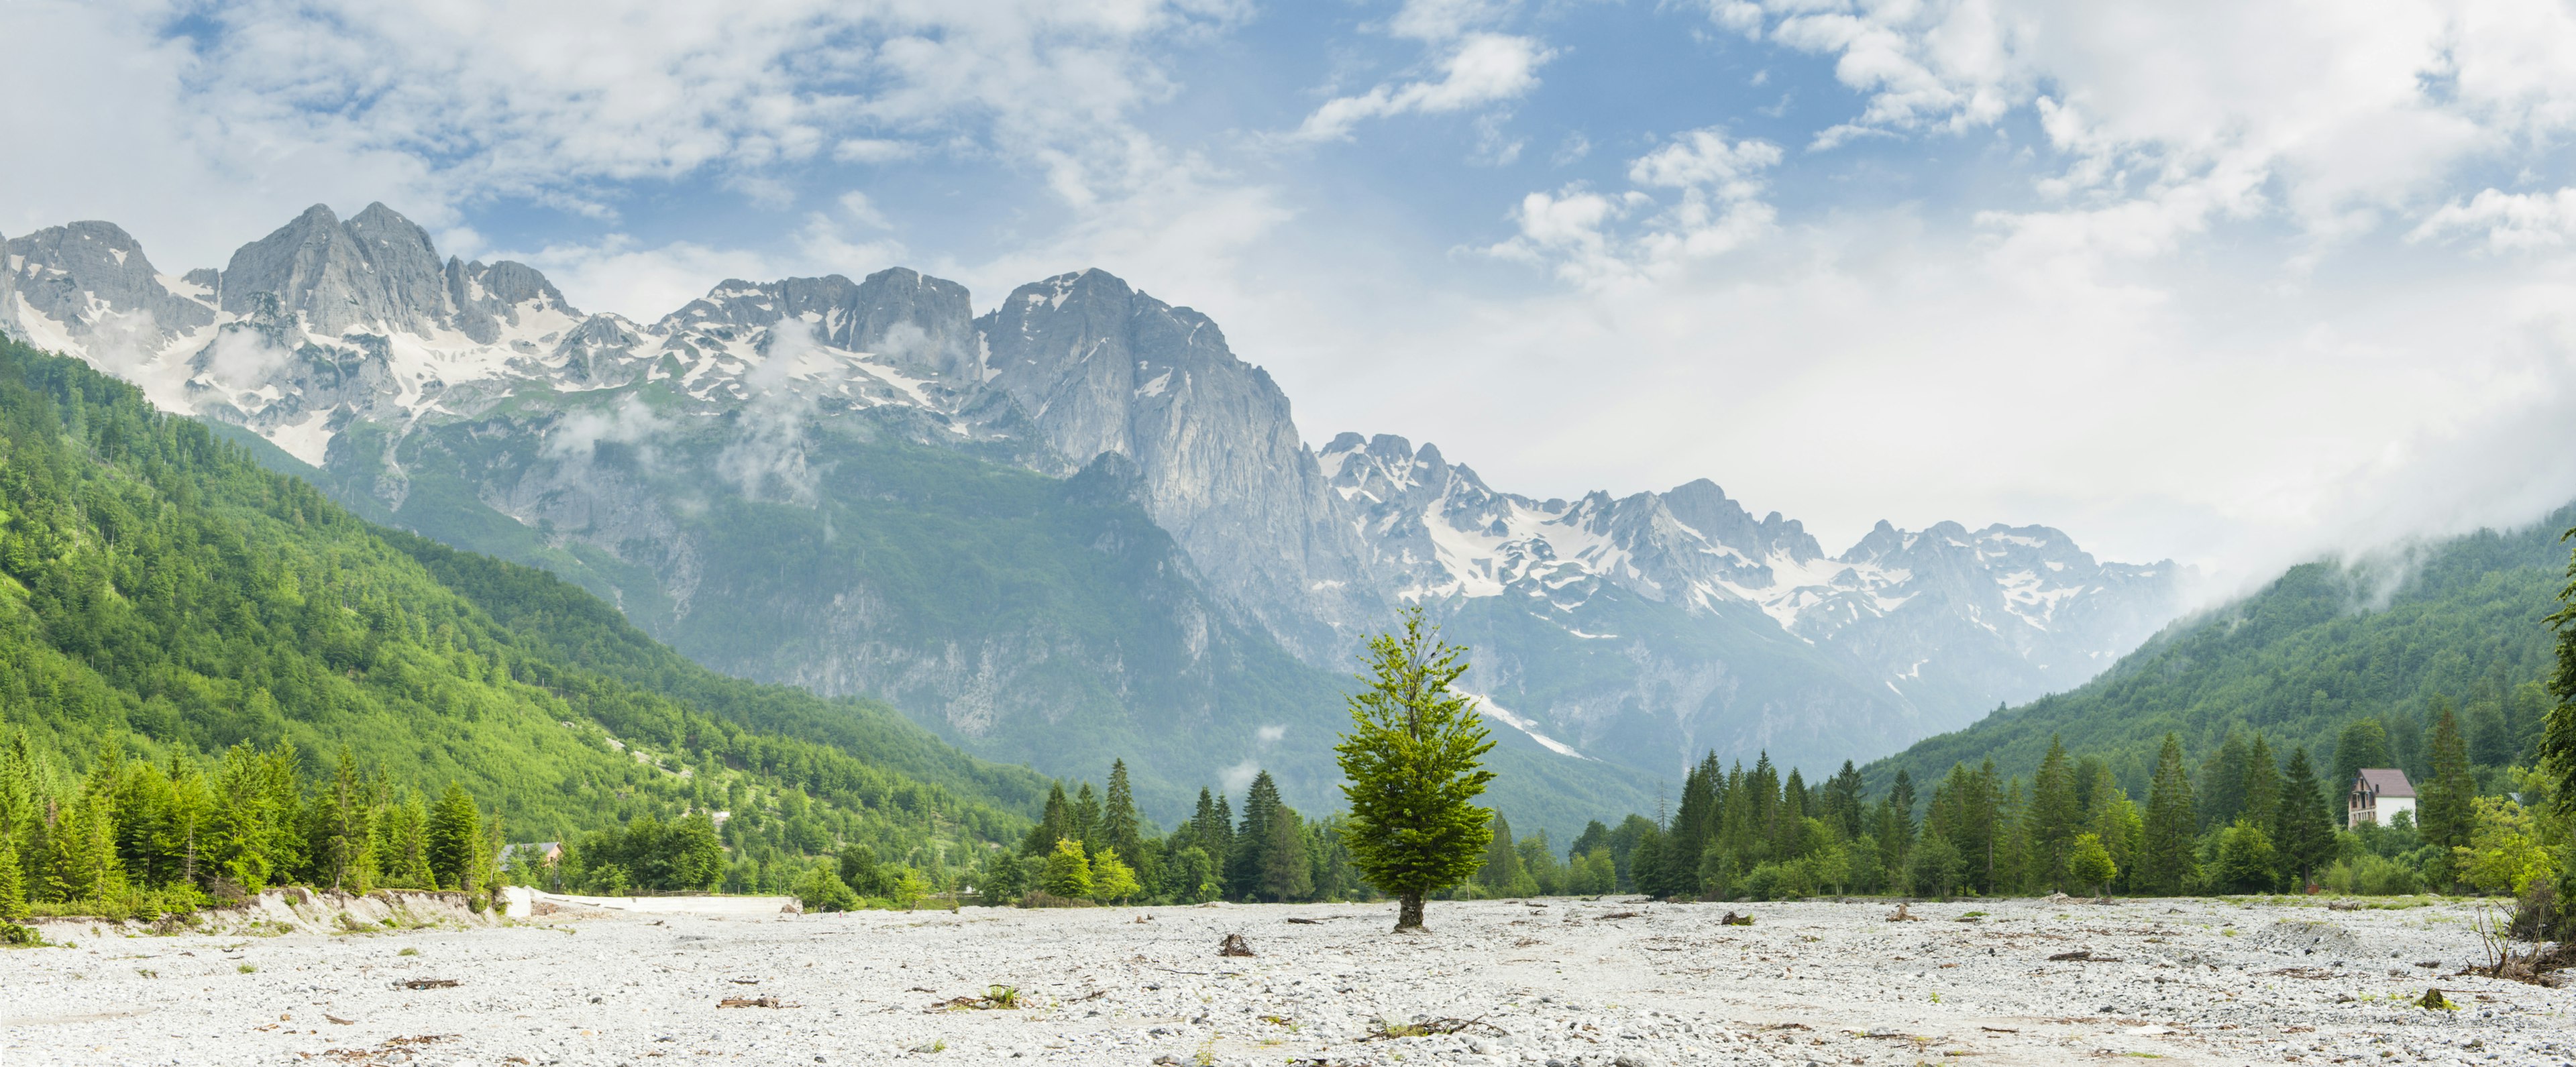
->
[0,335,1045,901]
[1870,510,2571,799]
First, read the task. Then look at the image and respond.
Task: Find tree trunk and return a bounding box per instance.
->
[1396,891,1425,931]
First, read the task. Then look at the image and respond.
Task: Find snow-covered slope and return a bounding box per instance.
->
[1316,433,2184,767]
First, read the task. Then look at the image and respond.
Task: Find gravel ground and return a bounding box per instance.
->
[5,895,2570,1066]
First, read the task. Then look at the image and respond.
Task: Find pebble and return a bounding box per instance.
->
[3,897,2566,1065]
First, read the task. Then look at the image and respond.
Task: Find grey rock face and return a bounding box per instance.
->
[3,221,215,342]
[1316,431,2183,769]
[980,270,1387,661]
[9,200,2191,785]
[446,258,576,345]
[653,268,978,380]
[220,202,547,340]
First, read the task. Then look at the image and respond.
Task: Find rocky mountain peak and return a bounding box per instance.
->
[3,220,215,345]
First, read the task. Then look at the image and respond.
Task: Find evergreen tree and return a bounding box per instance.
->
[1165,846,1220,903]
[1568,820,1610,864]
[2466,697,2515,767]
[2027,736,2081,891]
[2386,710,2427,782]
[0,833,25,920]
[1477,811,1526,897]
[839,844,889,897]
[2241,734,2282,833]
[2271,746,2335,888]
[1334,608,1495,931]
[1888,769,1917,838]
[1023,783,1073,858]
[1626,826,1670,899]
[2138,734,2198,895]
[309,750,374,891]
[1907,834,1964,897]
[2200,730,2253,831]
[1230,771,1287,901]
[1995,777,2029,894]
[2214,820,2278,894]
[1663,755,1721,891]
[1102,760,1153,892]
[2420,702,2476,884]
[1823,761,1866,840]
[977,849,1028,903]
[2331,716,2394,794]
[2548,543,2576,802]
[425,782,484,893]
[1258,805,1313,902]
[1071,783,1103,857]
[2084,765,2142,894]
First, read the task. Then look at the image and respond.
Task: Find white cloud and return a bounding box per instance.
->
[1485,127,1781,288]
[0,0,1250,268]
[832,137,921,164]
[1295,32,1552,142]
[1719,0,2576,253]
[2411,188,2576,251]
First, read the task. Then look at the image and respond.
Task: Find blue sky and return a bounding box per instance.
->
[9,0,2576,589]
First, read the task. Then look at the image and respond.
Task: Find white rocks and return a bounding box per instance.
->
[3,897,2569,1066]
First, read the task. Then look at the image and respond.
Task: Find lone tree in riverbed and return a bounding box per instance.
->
[1335,608,1496,932]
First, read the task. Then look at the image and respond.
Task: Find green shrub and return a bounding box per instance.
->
[2320,854,2421,896]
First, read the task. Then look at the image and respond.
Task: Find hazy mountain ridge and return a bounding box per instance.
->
[1,203,2184,805]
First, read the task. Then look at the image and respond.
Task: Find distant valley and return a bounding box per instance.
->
[1,205,2188,836]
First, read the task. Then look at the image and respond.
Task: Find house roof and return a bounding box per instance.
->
[2353,768,2414,799]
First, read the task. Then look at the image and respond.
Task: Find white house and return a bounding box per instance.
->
[2347,769,2416,830]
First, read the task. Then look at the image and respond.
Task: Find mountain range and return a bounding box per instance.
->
[1,203,2188,835]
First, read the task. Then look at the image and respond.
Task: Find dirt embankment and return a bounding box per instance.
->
[30,887,506,939]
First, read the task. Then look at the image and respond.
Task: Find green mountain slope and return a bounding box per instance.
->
[241,383,1660,840]
[1869,506,2571,795]
[0,335,1041,864]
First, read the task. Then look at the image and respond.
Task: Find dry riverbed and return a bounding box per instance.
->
[5,895,2570,1066]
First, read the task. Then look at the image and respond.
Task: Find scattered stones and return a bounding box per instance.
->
[10,897,2566,1066]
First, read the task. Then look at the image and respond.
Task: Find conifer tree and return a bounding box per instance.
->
[40,794,120,903]
[2272,747,2335,888]
[2084,763,2140,893]
[0,833,25,920]
[2200,730,2252,830]
[1023,783,1073,858]
[310,750,374,891]
[1063,783,1097,853]
[426,782,483,893]
[1231,771,1286,900]
[1477,811,1525,896]
[2242,734,2282,832]
[1888,769,1917,839]
[1996,777,2029,893]
[1823,761,1866,840]
[1259,805,1313,902]
[2420,703,2476,884]
[2139,734,2198,895]
[2549,552,2576,801]
[2331,717,2394,796]
[2027,736,2081,891]
[1334,608,1495,931]
[1102,760,1153,891]
[2387,710,2427,781]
